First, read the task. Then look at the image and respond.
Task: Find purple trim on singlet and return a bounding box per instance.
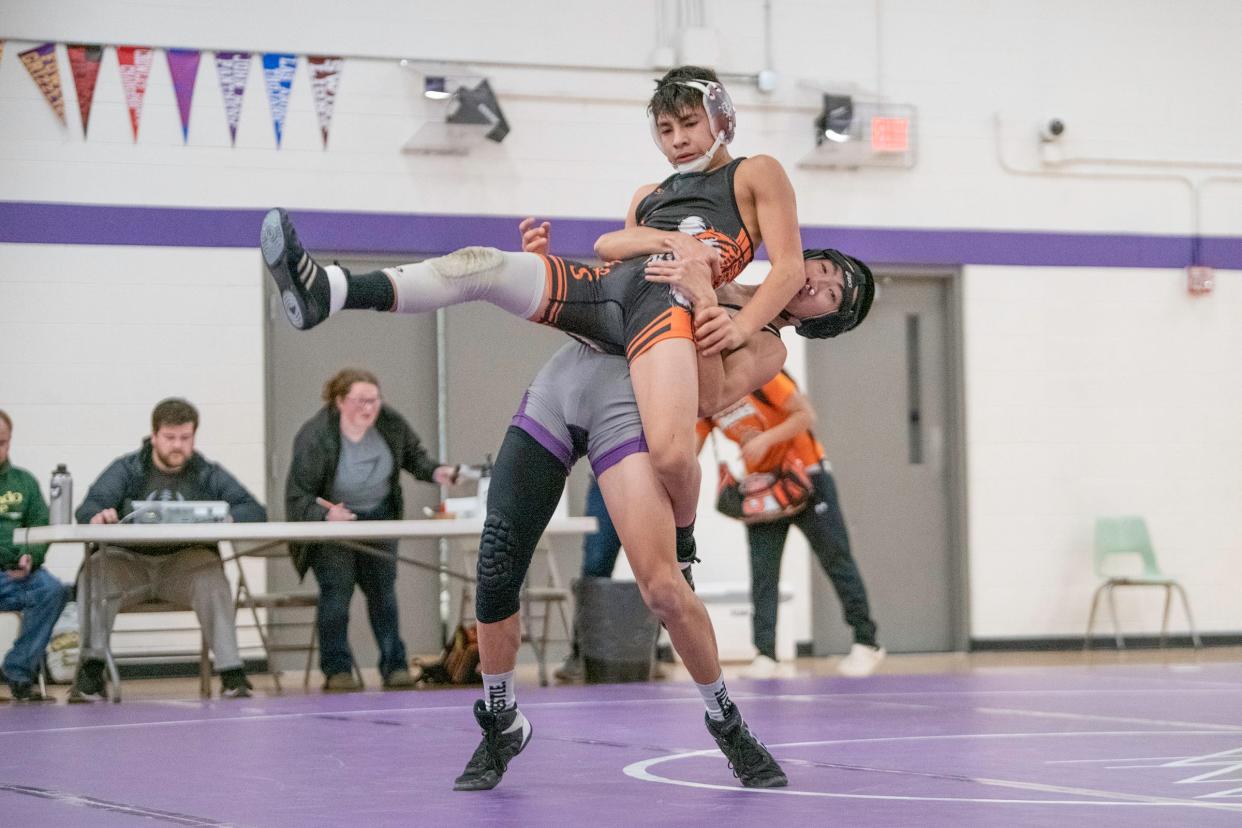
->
[590,435,649,478]
[511,394,574,471]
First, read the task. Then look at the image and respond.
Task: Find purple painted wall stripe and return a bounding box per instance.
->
[2,200,1239,269]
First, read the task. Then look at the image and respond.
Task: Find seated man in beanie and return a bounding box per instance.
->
[72,398,267,701]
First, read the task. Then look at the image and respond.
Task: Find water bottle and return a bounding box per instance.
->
[49,464,74,525]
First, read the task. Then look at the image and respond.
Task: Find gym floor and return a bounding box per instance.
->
[3,648,1240,826]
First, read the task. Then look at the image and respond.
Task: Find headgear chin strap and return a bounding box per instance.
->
[649,79,737,173]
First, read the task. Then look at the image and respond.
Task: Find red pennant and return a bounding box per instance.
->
[307,56,343,148]
[66,44,103,137]
[19,42,66,126]
[116,46,154,142]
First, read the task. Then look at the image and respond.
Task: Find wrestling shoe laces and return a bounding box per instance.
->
[704,706,788,788]
[453,700,531,791]
[261,207,332,330]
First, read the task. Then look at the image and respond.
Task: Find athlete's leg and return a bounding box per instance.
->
[456,426,566,792]
[263,207,556,325]
[627,339,702,530]
[598,453,787,789]
[595,453,717,682]
[474,426,567,675]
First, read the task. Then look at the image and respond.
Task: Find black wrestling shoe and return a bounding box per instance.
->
[453,700,532,791]
[261,207,332,330]
[676,529,699,591]
[704,705,788,788]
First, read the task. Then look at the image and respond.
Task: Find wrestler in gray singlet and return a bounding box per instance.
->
[510,342,646,476]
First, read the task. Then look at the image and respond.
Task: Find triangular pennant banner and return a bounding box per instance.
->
[262,53,297,148]
[166,48,201,143]
[66,44,103,137]
[116,46,154,142]
[214,52,251,146]
[19,42,66,126]
[307,56,343,149]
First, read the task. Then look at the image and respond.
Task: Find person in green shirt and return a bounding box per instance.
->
[0,409,69,701]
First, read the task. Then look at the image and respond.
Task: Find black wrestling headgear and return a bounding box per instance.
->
[794,249,875,339]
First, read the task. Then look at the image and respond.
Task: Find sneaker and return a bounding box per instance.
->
[323,672,364,692]
[838,643,886,677]
[382,667,417,689]
[261,207,332,330]
[68,660,106,703]
[741,655,795,680]
[553,654,584,683]
[220,668,253,699]
[704,704,787,788]
[453,700,533,791]
[8,682,46,702]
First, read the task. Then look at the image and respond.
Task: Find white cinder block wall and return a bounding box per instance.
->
[1,0,1239,653]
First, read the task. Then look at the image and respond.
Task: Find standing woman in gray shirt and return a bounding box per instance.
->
[286,368,458,691]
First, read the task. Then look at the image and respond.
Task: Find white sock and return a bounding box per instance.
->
[482,670,517,713]
[325,264,348,315]
[385,248,545,319]
[697,673,733,722]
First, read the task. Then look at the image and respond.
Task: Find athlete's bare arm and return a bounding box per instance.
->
[593,184,666,260]
[697,314,785,417]
[704,155,804,356]
[593,184,724,278]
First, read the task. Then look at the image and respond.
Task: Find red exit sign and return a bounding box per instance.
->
[871,117,909,152]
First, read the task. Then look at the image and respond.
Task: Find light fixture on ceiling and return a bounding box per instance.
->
[447,79,509,143]
[423,76,452,100]
[815,94,854,144]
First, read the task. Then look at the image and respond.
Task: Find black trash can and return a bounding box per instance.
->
[575,577,660,683]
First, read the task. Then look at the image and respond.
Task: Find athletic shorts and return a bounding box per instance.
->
[511,342,648,476]
[534,254,693,363]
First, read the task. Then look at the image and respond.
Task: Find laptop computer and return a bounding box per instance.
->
[128,500,230,524]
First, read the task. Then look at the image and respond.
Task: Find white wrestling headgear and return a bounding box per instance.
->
[648,79,737,174]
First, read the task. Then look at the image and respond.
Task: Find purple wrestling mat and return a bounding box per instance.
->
[2,663,1241,827]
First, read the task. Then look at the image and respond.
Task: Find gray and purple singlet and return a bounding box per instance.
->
[511,342,647,477]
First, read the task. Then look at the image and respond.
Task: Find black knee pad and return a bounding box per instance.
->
[475,511,526,623]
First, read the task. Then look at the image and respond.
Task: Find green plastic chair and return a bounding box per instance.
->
[1085,516,1201,650]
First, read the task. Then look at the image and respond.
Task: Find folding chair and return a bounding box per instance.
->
[520,546,573,687]
[1085,516,1201,650]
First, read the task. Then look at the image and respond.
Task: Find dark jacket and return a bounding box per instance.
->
[0,460,50,570]
[285,405,440,578]
[74,439,267,531]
